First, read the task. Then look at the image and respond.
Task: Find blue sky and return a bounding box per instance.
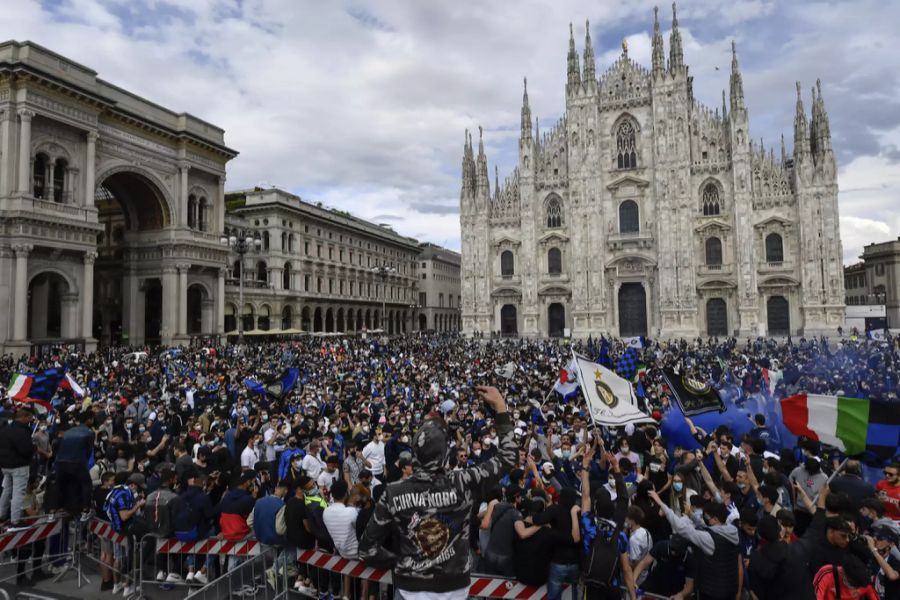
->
[6,0,900,262]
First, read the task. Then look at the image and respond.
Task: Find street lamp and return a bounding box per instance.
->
[221,231,262,343]
[371,264,397,332]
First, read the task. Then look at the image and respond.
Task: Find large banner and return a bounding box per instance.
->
[663,368,725,416]
[572,354,655,427]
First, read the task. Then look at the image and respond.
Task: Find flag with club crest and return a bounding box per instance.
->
[572,353,654,427]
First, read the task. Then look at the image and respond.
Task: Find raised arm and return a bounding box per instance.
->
[458,387,516,491]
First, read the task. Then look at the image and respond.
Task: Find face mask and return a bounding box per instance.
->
[126,422,133,429]
[261,415,268,422]
[673,482,684,492]
[620,446,629,453]
[292,460,302,468]
[308,485,319,497]
[608,478,616,487]
[362,426,369,433]
[139,426,146,433]
[762,467,769,475]
[693,509,704,521]
[473,449,482,457]
[561,450,571,459]
[400,435,409,444]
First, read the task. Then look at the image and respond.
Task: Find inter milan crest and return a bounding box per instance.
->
[594,369,618,409]
[681,375,711,396]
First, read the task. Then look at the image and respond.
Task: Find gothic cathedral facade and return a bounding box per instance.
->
[460,6,844,339]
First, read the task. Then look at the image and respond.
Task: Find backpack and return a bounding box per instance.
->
[582,516,625,590]
[172,495,199,534]
[275,505,287,536]
[304,498,334,551]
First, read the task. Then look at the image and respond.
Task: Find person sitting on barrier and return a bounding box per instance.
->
[53,410,96,522]
[358,385,516,600]
[15,473,50,587]
[0,408,34,531]
[219,470,256,542]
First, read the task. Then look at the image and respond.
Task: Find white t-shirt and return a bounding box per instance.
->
[322,502,359,558]
[628,526,653,585]
[240,445,258,470]
[302,454,325,480]
[362,440,385,475]
[317,469,339,496]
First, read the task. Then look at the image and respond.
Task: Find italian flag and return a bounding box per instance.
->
[61,372,85,398]
[7,373,32,401]
[780,393,871,455]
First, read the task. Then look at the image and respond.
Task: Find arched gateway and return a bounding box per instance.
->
[0,42,237,354]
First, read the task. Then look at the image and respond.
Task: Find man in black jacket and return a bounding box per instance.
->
[359,385,515,599]
[748,515,814,600]
[0,409,35,529]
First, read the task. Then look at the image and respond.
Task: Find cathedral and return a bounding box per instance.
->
[460,5,844,339]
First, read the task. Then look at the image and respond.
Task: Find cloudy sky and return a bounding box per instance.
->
[6,0,900,262]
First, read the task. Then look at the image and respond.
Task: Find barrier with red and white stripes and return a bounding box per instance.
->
[88,519,129,545]
[0,520,62,552]
[296,549,391,583]
[295,549,555,599]
[156,537,261,556]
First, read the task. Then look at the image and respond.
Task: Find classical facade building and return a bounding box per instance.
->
[843,238,900,329]
[0,41,236,354]
[223,188,420,335]
[460,7,845,338]
[416,242,461,332]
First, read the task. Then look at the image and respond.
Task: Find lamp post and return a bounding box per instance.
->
[371,264,396,332]
[221,231,261,344]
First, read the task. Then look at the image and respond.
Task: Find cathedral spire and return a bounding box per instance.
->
[781,133,787,165]
[476,126,489,198]
[721,90,728,122]
[652,6,665,79]
[793,81,809,158]
[520,77,532,142]
[534,116,540,146]
[494,165,500,199]
[668,2,684,74]
[812,78,832,156]
[729,40,745,114]
[567,23,581,90]
[583,20,596,84]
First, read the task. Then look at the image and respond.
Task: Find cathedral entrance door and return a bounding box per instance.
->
[706,298,728,336]
[767,296,790,335]
[500,304,518,336]
[548,303,565,338]
[618,283,647,337]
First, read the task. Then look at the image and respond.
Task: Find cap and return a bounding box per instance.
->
[398,456,413,468]
[239,471,257,484]
[541,461,555,474]
[127,473,146,487]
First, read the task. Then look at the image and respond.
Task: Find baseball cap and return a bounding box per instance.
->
[541,461,555,474]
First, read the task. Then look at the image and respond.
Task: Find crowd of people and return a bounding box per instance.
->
[0,332,898,600]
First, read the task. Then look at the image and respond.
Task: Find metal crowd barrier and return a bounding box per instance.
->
[83,518,139,596]
[295,548,570,600]
[0,516,83,587]
[181,545,288,600]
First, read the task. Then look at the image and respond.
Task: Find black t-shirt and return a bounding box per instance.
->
[513,523,562,586]
[532,504,580,565]
[93,486,112,519]
[646,457,669,491]
[284,496,315,550]
[644,540,692,596]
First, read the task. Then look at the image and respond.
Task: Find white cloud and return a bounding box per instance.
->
[2,0,897,258]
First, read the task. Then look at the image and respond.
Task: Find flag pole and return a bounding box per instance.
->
[812,456,849,504]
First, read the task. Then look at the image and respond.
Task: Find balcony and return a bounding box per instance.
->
[225,278,271,289]
[1,195,93,221]
[494,273,521,286]
[606,231,654,252]
[758,261,794,274]
[697,263,733,276]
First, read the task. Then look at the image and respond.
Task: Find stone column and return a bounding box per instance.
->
[179,165,190,227]
[161,266,178,345]
[176,263,190,340]
[82,252,97,343]
[0,109,11,197]
[201,298,215,334]
[61,293,79,338]
[16,109,34,195]
[46,160,56,202]
[65,167,76,203]
[217,176,226,234]
[84,131,97,207]
[216,268,226,335]
[12,244,32,340]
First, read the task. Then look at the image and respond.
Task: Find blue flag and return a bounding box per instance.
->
[30,368,65,401]
[598,336,613,368]
[266,368,300,398]
[244,378,266,396]
[615,348,639,381]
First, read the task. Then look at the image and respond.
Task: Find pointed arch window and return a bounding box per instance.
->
[615,120,637,169]
[546,196,563,228]
[702,184,721,216]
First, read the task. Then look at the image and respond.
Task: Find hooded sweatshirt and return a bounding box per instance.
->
[748,541,815,600]
[359,412,516,593]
